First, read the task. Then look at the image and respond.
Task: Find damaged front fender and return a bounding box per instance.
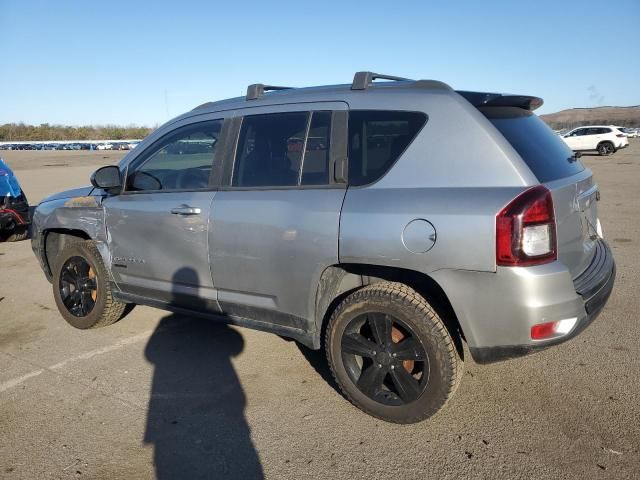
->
[31,189,112,281]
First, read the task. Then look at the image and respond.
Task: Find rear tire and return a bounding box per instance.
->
[597,142,614,156]
[52,240,130,329]
[325,282,463,424]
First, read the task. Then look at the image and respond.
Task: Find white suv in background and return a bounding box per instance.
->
[617,127,638,138]
[561,126,629,155]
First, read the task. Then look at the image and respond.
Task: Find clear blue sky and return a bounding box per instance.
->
[1,0,638,126]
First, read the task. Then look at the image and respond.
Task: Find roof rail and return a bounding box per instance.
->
[351,71,411,90]
[246,84,293,100]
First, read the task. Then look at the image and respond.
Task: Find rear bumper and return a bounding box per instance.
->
[432,239,616,364]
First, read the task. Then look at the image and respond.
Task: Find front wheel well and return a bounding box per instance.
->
[43,229,92,276]
[316,264,465,358]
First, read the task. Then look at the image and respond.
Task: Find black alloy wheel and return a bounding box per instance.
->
[341,312,429,406]
[59,256,97,317]
[598,142,614,156]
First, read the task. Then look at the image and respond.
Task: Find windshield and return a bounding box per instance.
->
[481,107,585,183]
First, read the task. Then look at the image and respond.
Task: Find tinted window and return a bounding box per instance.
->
[600,128,611,134]
[233,112,308,187]
[301,111,331,185]
[482,107,584,183]
[127,120,222,191]
[348,111,426,186]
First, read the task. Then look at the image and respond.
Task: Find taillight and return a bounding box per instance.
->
[496,185,556,266]
[616,134,625,138]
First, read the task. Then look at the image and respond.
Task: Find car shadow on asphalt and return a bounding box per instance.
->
[143,267,264,480]
[295,343,343,397]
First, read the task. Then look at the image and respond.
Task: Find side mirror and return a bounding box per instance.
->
[90,165,122,192]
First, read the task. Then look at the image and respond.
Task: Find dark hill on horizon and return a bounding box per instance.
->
[540,106,640,129]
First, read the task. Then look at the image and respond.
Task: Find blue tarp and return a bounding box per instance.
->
[0,157,22,198]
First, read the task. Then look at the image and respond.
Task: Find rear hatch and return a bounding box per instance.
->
[481,106,599,278]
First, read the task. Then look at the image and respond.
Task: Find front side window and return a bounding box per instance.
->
[348,111,427,186]
[127,120,222,192]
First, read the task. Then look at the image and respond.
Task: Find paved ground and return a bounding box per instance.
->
[1,145,638,479]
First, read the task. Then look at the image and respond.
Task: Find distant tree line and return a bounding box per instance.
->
[0,123,154,141]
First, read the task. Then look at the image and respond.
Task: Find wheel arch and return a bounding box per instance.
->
[314,264,465,358]
[597,140,614,152]
[42,228,92,278]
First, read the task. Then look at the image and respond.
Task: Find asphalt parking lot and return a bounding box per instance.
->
[1,144,639,479]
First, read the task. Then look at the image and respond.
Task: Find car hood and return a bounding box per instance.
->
[40,186,96,204]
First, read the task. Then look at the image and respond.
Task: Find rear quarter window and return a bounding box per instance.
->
[348,111,427,186]
[481,107,584,183]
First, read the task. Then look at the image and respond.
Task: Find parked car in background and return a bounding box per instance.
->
[31,71,615,423]
[0,157,29,241]
[561,126,629,155]
[617,127,638,138]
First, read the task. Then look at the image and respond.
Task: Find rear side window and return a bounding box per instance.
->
[348,111,427,186]
[233,112,308,187]
[482,107,584,183]
[232,111,334,188]
[301,111,331,185]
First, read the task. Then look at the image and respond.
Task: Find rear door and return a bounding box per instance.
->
[483,107,599,278]
[210,103,348,332]
[583,127,603,150]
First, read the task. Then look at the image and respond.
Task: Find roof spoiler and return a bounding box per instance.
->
[457,91,543,111]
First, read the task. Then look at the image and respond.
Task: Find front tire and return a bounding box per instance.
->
[52,240,130,329]
[325,282,463,424]
[597,142,614,156]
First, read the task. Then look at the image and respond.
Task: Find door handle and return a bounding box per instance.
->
[170,205,201,215]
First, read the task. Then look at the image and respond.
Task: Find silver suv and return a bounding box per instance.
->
[31,72,616,423]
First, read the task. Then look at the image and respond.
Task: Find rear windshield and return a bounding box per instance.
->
[481,107,584,183]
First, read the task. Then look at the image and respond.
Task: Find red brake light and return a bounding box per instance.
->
[496,185,556,266]
[531,318,578,340]
[616,134,625,138]
[530,322,557,340]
